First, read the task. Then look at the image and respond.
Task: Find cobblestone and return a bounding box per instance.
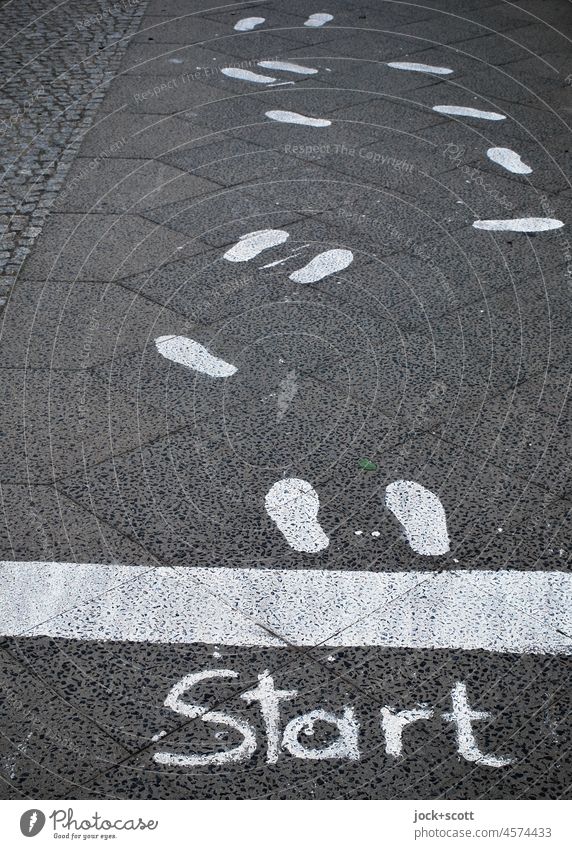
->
[0,0,147,309]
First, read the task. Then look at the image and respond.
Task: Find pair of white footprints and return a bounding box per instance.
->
[266,477,450,556]
[223,228,353,283]
[234,13,333,32]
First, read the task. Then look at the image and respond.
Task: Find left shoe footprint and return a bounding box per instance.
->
[385,480,450,556]
[265,478,330,553]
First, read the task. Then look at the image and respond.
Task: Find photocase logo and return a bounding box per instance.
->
[20,809,46,837]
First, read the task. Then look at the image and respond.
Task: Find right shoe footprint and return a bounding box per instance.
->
[385,480,450,556]
[223,230,354,282]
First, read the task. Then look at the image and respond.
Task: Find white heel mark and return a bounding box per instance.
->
[265,478,330,553]
[266,109,331,127]
[486,147,532,174]
[387,61,453,75]
[304,13,333,27]
[155,335,237,378]
[258,60,319,75]
[234,17,265,31]
[223,229,290,262]
[473,218,564,232]
[385,480,450,556]
[222,67,276,84]
[289,249,353,283]
[433,105,506,121]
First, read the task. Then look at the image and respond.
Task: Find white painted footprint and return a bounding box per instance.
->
[258,60,319,75]
[223,229,290,262]
[155,335,237,377]
[432,105,506,121]
[304,13,333,27]
[385,480,450,556]
[222,67,276,84]
[265,478,329,553]
[289,249,354,283]
[266,110,331,127]
[234,17,265,31]
[387,61,453,75]
[487,147,532,175]
[473,217,563,233]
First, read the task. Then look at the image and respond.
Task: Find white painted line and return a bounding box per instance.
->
[433,105,506,121]
[258,60,319,75]
[266,110,331,127]
[487,147,532,174]
[234,17,265,31]
[1,561,571,654]
[473,218,564,232]
[222,67,277,84]
[223,229,290,262]
[155,335,237,377]
[385,480,450,556]
[289,249,353,283]
[265,478,330,552]
[304,13,333,27]
[387,61,453,75]
[261,246,309,268]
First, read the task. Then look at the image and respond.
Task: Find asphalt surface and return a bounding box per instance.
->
[1,0,572,799]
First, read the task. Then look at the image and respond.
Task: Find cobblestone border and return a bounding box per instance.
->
[0,0,149,311]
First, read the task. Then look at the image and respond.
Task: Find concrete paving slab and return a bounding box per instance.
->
[433,386,572,497]
[0,484,156,566]
[0,277,202,370]
[116,40,247,76]
[132,14,229,45]
[0,364,193,485]
[141,188,305,247]
[18,213,208,282]
[72,111,216,160]
[58,157,219,215]
[206,31,312,61]
[95,73,228,115]
[0,647,129,798]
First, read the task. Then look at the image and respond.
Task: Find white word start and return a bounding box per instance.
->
[153,671,512,769]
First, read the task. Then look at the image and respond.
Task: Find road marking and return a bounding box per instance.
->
[234,17,265,31]
[222,67,277,84]
[385,480,450,556]
[473,217,564,232]
[1,561,571,654]
[433,105,506,121]
[155,335,237,377]
[487,146,532,174]
[266,110,331,127]
[223,229,290,262]
[387,61,453,75]
[289,248,354,283]
[304,13,333,27]
[265,478,330,552]
[258,60,319,75]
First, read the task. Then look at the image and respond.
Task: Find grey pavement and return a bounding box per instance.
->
[1,0,572,800]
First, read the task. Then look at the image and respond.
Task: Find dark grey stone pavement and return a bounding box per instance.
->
[1,0,572,800]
